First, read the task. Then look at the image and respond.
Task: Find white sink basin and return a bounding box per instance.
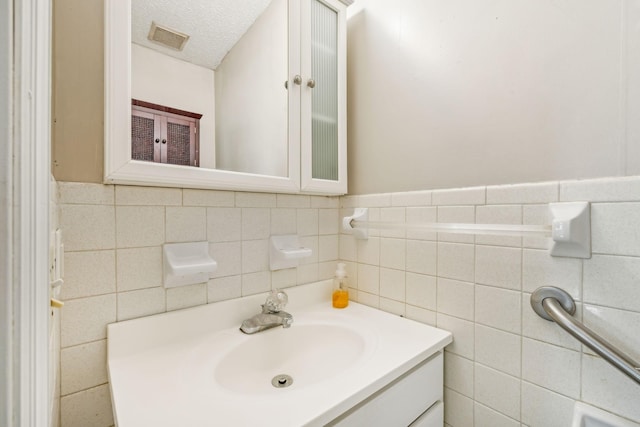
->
[107,280,452,426]
[213,322,374,394]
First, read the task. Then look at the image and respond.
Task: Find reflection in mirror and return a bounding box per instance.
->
[131,0,289,177]
[131,99,202,166]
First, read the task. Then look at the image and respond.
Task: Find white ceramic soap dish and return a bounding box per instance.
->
[163,242,217,288]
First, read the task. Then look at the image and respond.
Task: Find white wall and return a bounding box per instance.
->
[131,44,216,168]
[214,0,288,177]
[347,0,640,194]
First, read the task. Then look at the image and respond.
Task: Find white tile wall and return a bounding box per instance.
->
[60,384,113,427]
[391,190,432,207]
[438,242,474,282]
[207,207,241,242]
[474,324,521,377]
[582,355,640,422]
[437,278,475,321]
[61,250,116,299]
[432,186,486,206]
[271,208,297,235]
[60,340,108,396]
[486,182,558,205]
[437,313,474,359]
[582,305,640,359]
[521,381,575,427]
[57,183,341,426]
[115,206,164,248]
[115,247,162,292]
[475,204,522,247]
[444,351,474,397]
[340,178,640,426]
[474,363,521,420]
[474,402,520,427]
[61,294,116,347]
[165,206,206,242]
[57,177,640,427]
[60,205,115,251]
[521,338,581,398]
[406,239,437,275]
[405,272,436,310]
[438,205,475,244]
[444,388,474,427]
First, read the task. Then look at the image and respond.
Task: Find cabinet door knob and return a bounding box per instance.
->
[307,79,316,88]
[155,138,160,143]
[293,75,302,85]
[162,139,167,144]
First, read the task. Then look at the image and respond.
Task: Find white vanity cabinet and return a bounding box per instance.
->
[328,352,444,427]
[107,280,452,427]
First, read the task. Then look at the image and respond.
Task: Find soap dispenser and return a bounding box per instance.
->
[332,263,349,308]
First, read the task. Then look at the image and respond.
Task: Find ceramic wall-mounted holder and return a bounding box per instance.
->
[163,242,218,288]
[549,201,591,259]
[341,208,369,240]
[269,235,313,271]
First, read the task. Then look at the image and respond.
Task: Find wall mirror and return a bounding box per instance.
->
[105,0,302,193]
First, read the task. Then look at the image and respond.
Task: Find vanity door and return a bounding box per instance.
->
[300,0,348,194]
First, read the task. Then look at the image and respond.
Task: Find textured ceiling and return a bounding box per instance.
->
[132,0,273,70]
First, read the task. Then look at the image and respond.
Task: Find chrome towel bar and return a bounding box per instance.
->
[530,287,640,385]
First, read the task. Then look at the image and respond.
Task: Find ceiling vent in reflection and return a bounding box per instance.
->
[147,22,190,51]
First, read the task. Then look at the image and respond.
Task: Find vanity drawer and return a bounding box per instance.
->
[409,401,443,427]
[329,351,444,427]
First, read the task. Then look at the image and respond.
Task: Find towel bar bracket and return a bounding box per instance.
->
[530,286,576,321]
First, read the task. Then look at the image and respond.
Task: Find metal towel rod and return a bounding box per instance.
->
[530,287,640,385]
[343,203,593,258]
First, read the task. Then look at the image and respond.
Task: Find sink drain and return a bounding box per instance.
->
[271,374,293,388]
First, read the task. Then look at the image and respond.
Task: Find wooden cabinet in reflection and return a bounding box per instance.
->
[131,99,201,167]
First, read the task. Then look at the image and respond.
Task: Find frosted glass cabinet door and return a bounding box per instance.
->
[301,0,347,194]
[311,0,338,180]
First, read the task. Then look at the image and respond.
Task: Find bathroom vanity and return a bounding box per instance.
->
[107,281,452,426]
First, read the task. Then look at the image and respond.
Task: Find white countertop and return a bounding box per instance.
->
[107,280,452,427]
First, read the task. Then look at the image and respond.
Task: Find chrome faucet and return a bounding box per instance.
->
[239,289,293,334]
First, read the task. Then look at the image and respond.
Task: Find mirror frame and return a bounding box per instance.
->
[104,0,302,193]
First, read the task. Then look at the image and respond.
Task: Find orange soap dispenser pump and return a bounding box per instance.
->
[332,263,349,308]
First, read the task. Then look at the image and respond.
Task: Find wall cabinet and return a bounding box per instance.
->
[131,100,200,167]
[299,0,348,194]
[105,0,349,195]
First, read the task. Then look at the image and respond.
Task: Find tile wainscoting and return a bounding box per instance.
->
[57,176,640,426]
[340,177,640,427]
[56,183,340,426]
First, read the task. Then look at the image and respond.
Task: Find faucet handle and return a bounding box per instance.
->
[263,289,288,313]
